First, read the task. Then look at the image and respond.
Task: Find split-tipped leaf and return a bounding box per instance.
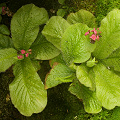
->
[31,33,60,60]
[69,79,102,113]
[76,64,95,90]
[11,4,48,50]
[9,57,47,116]
[31,59,41,71]
[61,23,96,65]
[94,63,120,109]
[93,9,120,59]
[49,53,66,68]
[0,48,17,72]
[42,16,70,50]
[101,47,120,72]
[45,63,75,89]
[67,9,96,28]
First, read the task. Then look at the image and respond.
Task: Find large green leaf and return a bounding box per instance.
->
[93,9,120,59]
[9,57,47,116]
[61,23,96,65]
[94,63,120,109]
[45,63,75,89]
[42,16,70,50]
[67,9,96,28]
[101,47,120,72]
[69,79,102,113]
[11,4,48,50]
[0,48,17,72]
[0,24,10,35]
[0,34,13,49]
[76,64,95,91]
[31,33,60,60]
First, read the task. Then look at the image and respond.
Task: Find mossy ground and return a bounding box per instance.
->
[1,0,120,119]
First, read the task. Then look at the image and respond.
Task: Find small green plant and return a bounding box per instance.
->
[0,4,61,116]
[42,8,120,114]
[57,0,75,17]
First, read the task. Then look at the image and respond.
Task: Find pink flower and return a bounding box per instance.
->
[91,28,97,35]
[85,32,89,36]
[2,6,5,12]
[21,50,26,54]
[25,53,29,57]
[97,35,99,41]
[17,55,23,59]
[90,34,96,41]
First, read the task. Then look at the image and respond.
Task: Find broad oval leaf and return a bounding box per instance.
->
[42,16,70,50]
[0,48,17,72]
[94,63,120,109]
[45,63,75,89]
[67,9,96,28]
[0,34,13,49]
[9,57,47,116]
[69,79,102,113]
[61,23,96,65]
[31,33,60,60]
[11,4,49,50]
[93,9,120,59]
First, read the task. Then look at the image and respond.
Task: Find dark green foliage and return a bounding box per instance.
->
[95,0,120,26]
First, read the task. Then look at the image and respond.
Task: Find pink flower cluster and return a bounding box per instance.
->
[17,49,32,59]
[85,28,101,43]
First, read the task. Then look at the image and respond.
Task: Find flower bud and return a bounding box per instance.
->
[25,53,29,57]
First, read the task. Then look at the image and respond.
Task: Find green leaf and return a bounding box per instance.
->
[93,9,120,59]
[101,47,120,72]
[94,63,120,109]
[61,23,96,65]
[69,79,102,113]
[67,9,96,28]
[31,33,60,60]
[0,48,17,72]
[0,34,13,49]
[0,24,10,35]
[31,59,41,71]
[76,64,96,91]
[49,53,66,68]
[45,63,75,89]
[9,57,47,116]
[57,9,66,17]
[11,4,49,50]
[42,16,70,50]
